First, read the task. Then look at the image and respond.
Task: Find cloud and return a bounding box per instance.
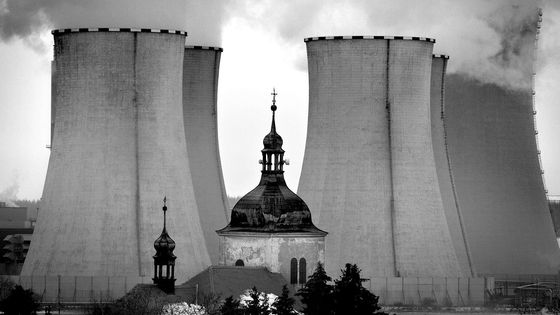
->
[0,172,19,207]
[227,0,546,90]
[0,0,229,49]
[0,0,554,88]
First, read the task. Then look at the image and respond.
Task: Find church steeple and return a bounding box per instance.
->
[153,197,176,294]
[218,89,326,234]
[261,88,285,173]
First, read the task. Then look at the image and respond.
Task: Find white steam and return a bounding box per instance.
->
[227,0,546,90]
[0,0,227,48]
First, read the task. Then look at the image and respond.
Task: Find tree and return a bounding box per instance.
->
[244,287,270,315]
[219,296,241,315]
[0,285,40,315]
[332,263,387,315]
[271,285,295,315]
[296,262,333,315]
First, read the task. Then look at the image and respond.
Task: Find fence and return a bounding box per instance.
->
[15,274,560,307]
[366,277,488,306]
[0,275,153,303]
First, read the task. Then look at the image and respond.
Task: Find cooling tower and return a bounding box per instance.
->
[298,36,463,278]
[443,73,560,275]
[183,46,229,264]
[22,29,211,281]
[430,55,475,277]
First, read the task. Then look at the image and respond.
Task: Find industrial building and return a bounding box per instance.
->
[298,36,464,279]
[12,13,559,304]
[183,45,229,264]
[298,34,560,280]
[22,29,211,282]
[443,73,560,275]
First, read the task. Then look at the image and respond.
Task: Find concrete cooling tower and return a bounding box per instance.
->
[298,36,463,279]
[442,73,560,275]
[183,46,229,264]
[430,55,475,277]
[22,29,211,281]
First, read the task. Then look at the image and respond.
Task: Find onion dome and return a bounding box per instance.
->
[153,197,176,263]
[218,90,325,235]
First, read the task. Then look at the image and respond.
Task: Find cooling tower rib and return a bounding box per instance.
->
[299,37,463,279]
[183,46,229,264]
[23,31,210,281]
[430,56,475,277]
[388,40,461,277]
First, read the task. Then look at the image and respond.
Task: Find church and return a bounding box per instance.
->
[180,91,327,297]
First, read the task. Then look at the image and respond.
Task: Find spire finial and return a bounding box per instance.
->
[162,196,167,230]
[271,88,277,112]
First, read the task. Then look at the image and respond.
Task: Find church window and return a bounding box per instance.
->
[235,259,244,266]
[290,258,298,284]
[299,258,307,284]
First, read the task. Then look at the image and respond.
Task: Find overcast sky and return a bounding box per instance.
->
[0,0,559,202]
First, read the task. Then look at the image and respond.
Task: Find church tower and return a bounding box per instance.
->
[153,197,177,294]
[217,90,327,285]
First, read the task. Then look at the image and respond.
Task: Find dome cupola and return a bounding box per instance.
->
[218,90,325,235]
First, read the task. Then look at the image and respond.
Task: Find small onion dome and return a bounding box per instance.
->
[153,199,176,263]
[263,121,283,150]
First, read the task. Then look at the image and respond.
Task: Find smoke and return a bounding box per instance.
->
[0,0,228,50]
[185,0,227,47]
[0,1,553,87]
[226,0,546,90]
[0,174,19,207]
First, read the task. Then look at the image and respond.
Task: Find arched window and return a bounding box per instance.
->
[299,258,307,284]
[290,258,298,284]
[235,259,244,267]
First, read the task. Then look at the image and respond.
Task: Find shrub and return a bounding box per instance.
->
[420,297,437,308]
[161,302,206,315]
[0,285,40,315]
[332,264,387,315]
[271,285,296,315]
[109,284,183,315]
[296,262,333,315]
[219,296,242,315]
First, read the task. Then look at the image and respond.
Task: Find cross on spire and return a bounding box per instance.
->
[271,88,277,112]
[162,196,167,230]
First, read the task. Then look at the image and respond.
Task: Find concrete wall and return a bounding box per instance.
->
[22,30,211,282]
[444,73,560,275]
[430,56,474,277]
[183,46,229,264]
[218,233,324,284]
[388,40,461,277]
[298,37,462,279]
[299,38,395,278]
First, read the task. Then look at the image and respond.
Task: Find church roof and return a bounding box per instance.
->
[218,90,325,235]
[177,266,290,301]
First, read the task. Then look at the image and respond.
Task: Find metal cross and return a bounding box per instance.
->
[271,88,277,107]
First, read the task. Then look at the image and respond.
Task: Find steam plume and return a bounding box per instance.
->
[228,0,546,90]
[0,0,226,48]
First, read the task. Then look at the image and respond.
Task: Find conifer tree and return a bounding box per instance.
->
[332,263,387,315]
[245,286,270,315]
[272,285,295,315]
[219,296,241,315]
[296,262,333,315]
